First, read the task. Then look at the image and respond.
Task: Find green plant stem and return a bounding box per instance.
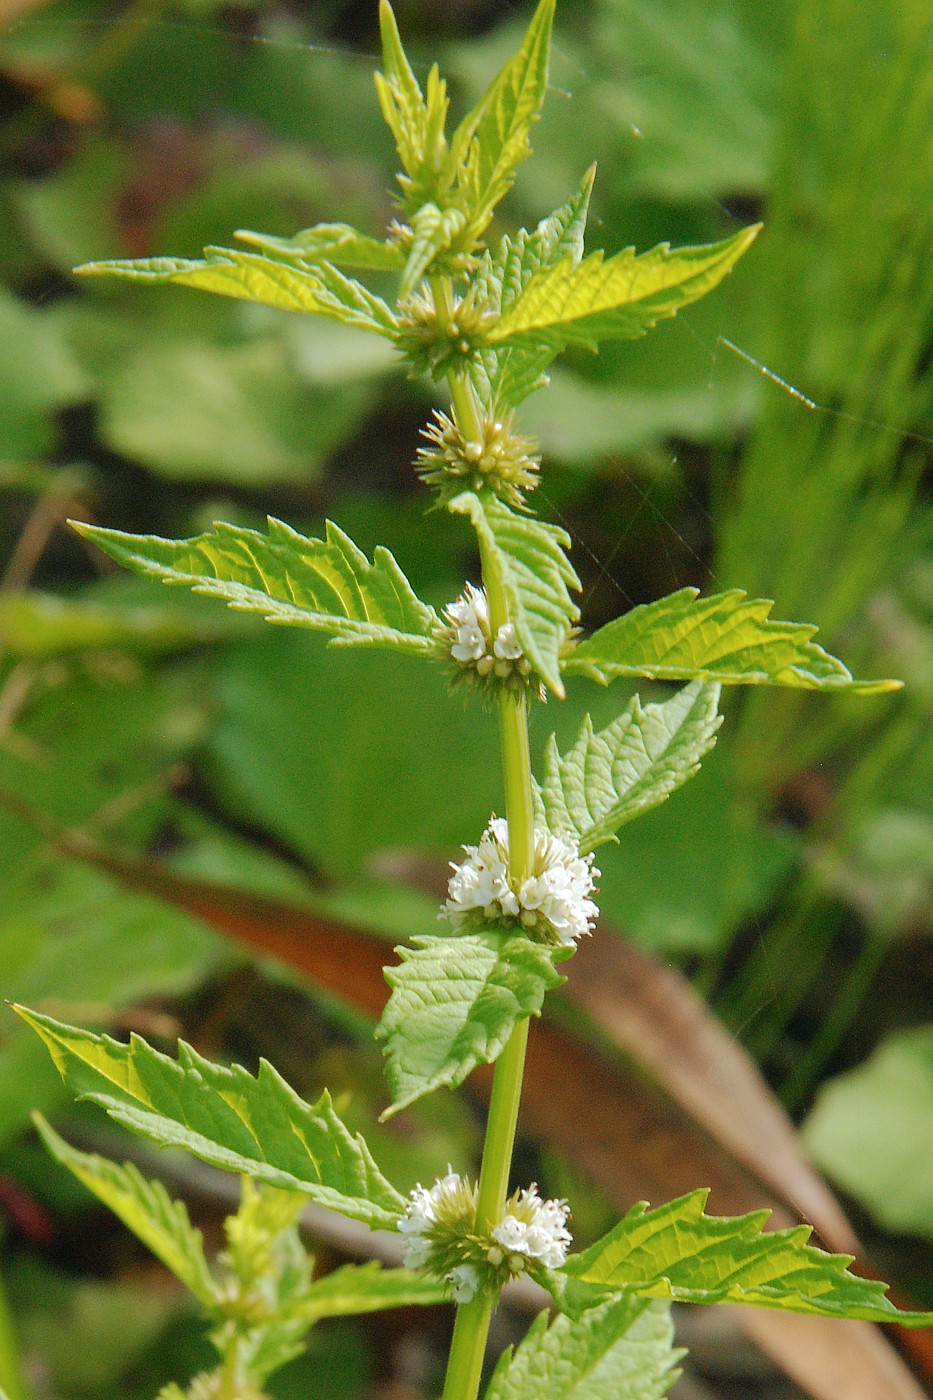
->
[476,1015,530,1226]
[0,1267,29,1400]
[434,274,537,1400]
[217,1332,244,1400]
[441,1295,494,1400]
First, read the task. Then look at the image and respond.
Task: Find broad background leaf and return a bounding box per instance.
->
[0,664,225,1149]
[804,1025,933,1243]
[208,627,501,882]
[536,681,722,853]
[0,289,85,458]
[97,333,372,486]
[377,934,563,1116]
[16,1009,406,1229]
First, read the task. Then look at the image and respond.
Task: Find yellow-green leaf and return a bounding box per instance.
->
[15,1008,406,1229]
[285,1261,449,1323]
[234,223,404,271]
[564,587,901,693]
[486,226,760,351]
[70,518,441,657]
[553,1190,933,1325]
[75,250,397,334]
[473,167,595,410]
[450,0,555,244]
[34,1115,215,1305]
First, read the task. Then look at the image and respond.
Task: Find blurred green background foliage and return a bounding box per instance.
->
[0,0,931,1395]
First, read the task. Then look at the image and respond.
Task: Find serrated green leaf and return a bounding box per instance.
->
[234,223,404,271]
[450,0,555,245]
[485,1295,681,1400]
[486,226,760,354]
[564,588,901,693]
[34,1115,216,1305]
[497,169,594,310]
[75,250,397,335]
[448,490,579,696]
[376,934,563,1117]
[15,1008,406,1230]
[535,681,721,853]
[473,167,595,410]
[286,1261,449,1322]
[375,2,450,208]
[375,1,431,180]
[70,518,442,657]
[555,1189,933,1325]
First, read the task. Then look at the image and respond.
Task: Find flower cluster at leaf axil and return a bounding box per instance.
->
[438,584,539,695]
[444,815,599,946]
[416,409,540,508]
[398,1170,571,1302]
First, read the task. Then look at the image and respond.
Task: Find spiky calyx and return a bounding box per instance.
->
[395,288,493,380]
[417,410,540,509]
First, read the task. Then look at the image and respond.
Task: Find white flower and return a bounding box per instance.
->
[398,1169,464,1268]
[438,586,534,688]
[444,818,599,946]
[493,622,523,661]
[399,1171,572,1299]
[445,584,490,663]
[447,1263,481,1303]
[398,1170,479,1294]
[491,1185,572,1271]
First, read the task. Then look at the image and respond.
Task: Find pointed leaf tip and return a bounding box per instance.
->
[565,587,900,693]
[537,681,721,852]
[487,224,761,354]
[15,1006,406,1228]
[561,1189,933,1326]
[449,0,556,245]
[68,518,441,657]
